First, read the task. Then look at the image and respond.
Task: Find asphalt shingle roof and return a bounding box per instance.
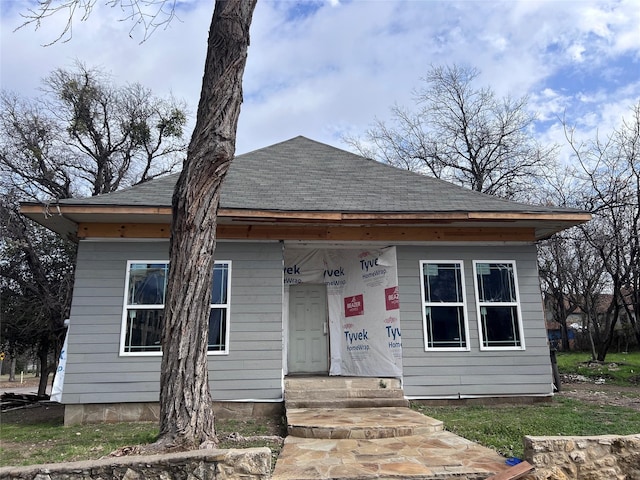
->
[62,136,577,214]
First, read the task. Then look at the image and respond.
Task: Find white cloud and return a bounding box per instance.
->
[567,43,586,62]
[1,0,638,157]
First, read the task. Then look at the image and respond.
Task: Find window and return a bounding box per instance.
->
[473,261,524,350]
[208,262,229,352]
[121,261,231,355]
[420,261,469,350]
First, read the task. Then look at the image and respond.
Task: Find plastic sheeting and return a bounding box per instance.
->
[50,329,68,402]
[284,247,402,377]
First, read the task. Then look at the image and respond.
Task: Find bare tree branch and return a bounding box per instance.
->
[345,64,556,199]
[17,0,178,45]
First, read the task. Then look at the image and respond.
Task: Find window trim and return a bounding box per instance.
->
[419,260,470,352]
[119,260,232,357]
[208,261,232,355]
[472,260,525,351]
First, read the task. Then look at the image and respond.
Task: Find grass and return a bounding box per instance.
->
[0,407,284,469]
[555,351,640,385]
[217,417,286,470]
[5,396,637,470]
[410,350,640,460]
[413,397,640,460]
[1,351,638,468]
[0,417,158,467]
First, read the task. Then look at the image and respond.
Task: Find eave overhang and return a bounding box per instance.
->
[19,203,592,243]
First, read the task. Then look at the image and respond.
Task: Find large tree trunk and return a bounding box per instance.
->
[587,319,597,361]
[9,356,16,382]
[553,291,571,351]
[596,305,619,362]
[560,316,570,350]
[156,0,257,450]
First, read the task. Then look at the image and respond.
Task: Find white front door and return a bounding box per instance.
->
[288,284,328,373]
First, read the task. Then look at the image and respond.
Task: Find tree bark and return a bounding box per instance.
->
[587,327,597,361]
[9,356,16,382]
[157,0,257,450]
[37,335,50,397]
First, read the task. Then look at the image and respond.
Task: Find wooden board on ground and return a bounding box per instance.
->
[485,461,534,480]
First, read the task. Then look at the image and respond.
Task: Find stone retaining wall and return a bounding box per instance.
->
[523,434,640,480]
[0,447,271,480]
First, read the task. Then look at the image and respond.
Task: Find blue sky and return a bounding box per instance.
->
[1,0,639,162]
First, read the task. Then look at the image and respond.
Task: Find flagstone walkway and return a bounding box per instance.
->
[271,407,513,480]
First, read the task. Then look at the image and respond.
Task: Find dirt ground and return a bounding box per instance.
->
[1,376,61,425]
[556,375,640,411]
[0,376,41,389]
[1,401,64,425]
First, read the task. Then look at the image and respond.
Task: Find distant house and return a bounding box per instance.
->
[21,136,590,425]
[545,293,638,352]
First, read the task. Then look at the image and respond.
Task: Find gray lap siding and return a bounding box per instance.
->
[62,240,283,405]
[63,240,551,404]
[397,244,553,399]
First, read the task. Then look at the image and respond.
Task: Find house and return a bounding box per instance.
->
[544,293,638,352]
[21,136,591,425]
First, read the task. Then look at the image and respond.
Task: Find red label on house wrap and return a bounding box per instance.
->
[344,294,364,317]
[385,286,399,310]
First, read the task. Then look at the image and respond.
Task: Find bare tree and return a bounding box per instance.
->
[157,0,257,450]
[0,193,75,396]
[536,169,594,353]
[1,63,187,198]
[17,0,258,449]
[1,63,188,394]
[345,64,556,199]
[44,62,187,195]
[615,103,640,349]
[570,235,613,359]
[560,102,640,360]
[0,92,73,200]
[19,0,180,44]
[538,232,579,351]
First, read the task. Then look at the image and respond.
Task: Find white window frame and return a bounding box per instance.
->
[208,261,232,355]
[119,260,231,356]
[420,260,470,352]
[473,260,525,351]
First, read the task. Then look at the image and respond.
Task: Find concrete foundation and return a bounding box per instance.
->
[411,395,553,407]
[63,401,284,426]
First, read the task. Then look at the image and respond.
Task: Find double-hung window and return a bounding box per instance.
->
[121,261,231,355]
[208,262,230,352]
[473,261,524,350]
[420,261,469,350]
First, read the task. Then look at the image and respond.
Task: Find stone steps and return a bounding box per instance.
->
[286,407,443,439]
[284,376,409,410]
[272,423,512,480]
[286,376,402,390]
[276,378,511,479]
[285,397,410,409]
